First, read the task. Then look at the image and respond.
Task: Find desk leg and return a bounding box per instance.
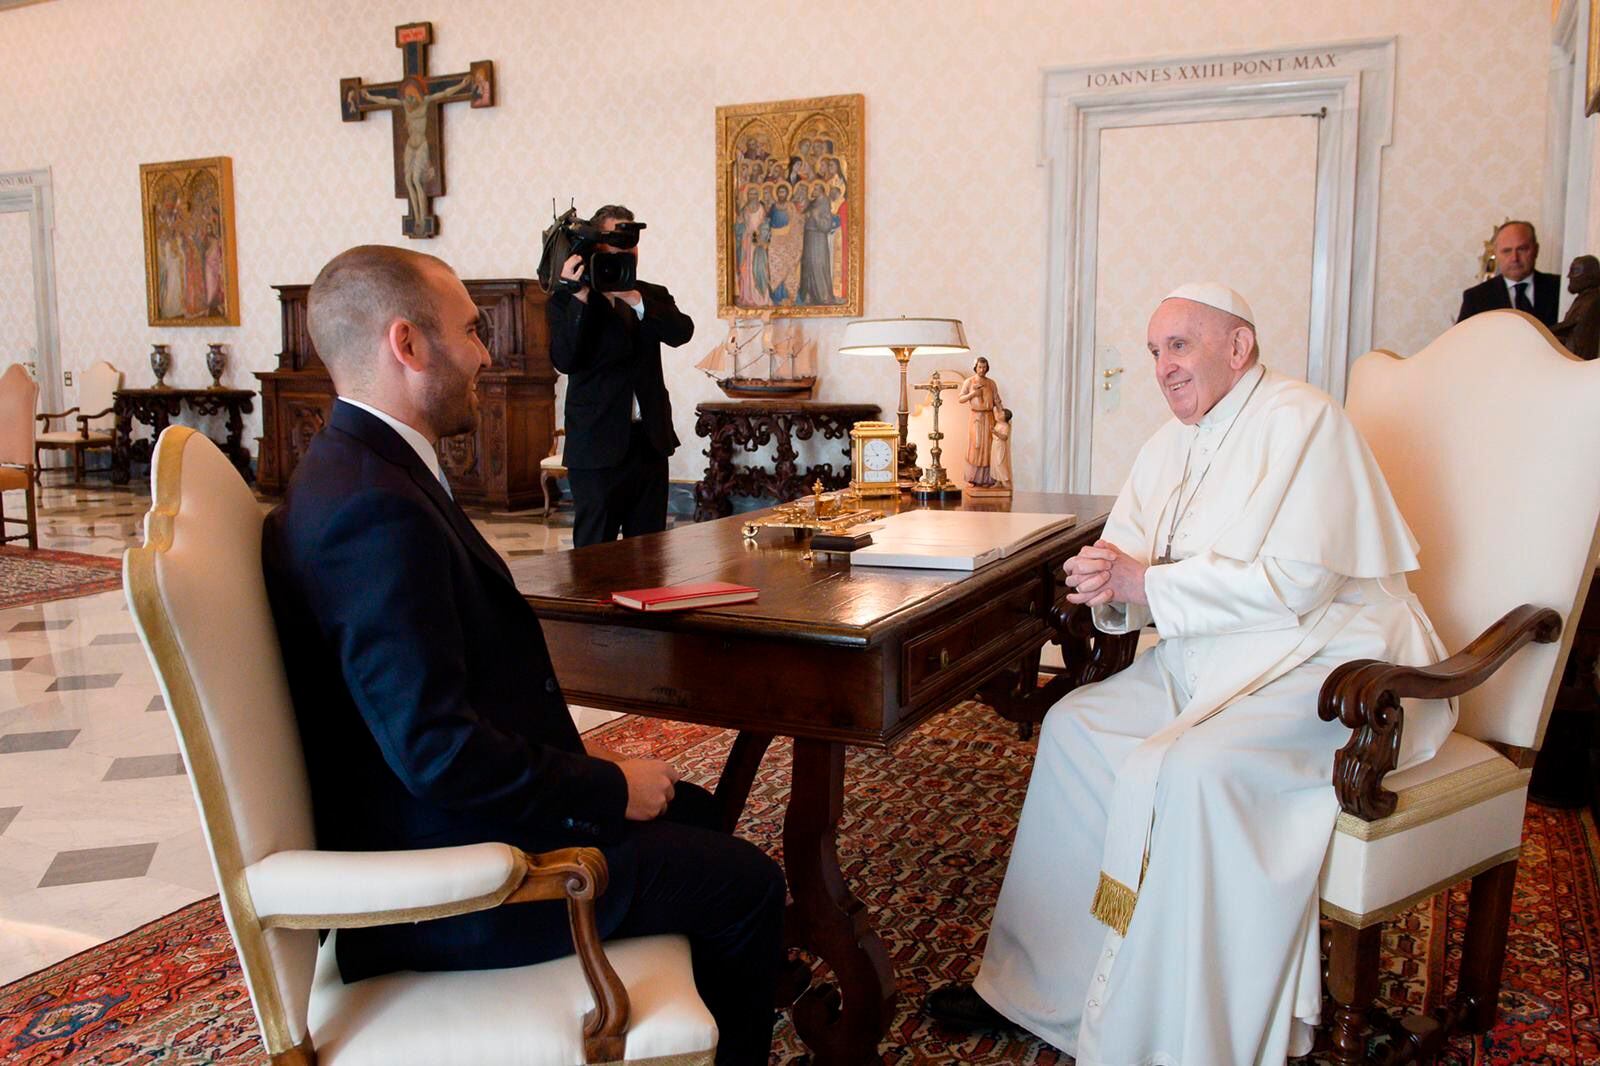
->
[715,730,773,833]
[784,737,894,1065]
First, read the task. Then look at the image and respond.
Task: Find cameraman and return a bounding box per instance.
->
[547,205,694,547]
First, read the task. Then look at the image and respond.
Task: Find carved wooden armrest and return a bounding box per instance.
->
[250,844,627,1065]
[75,407,115,435]
[1045,597,1142,690]
[503,847,629,1064]
[36,406,79,428]
[1317,604,1562,820]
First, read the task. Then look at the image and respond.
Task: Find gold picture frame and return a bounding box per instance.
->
[716,93,863,319]
[1588,0,1600,116]
[139,156,241,327]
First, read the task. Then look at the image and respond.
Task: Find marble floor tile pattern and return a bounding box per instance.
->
[0,476,626,985]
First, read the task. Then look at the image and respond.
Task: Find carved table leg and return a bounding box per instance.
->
[715,730,774,834]
[111,403,133,485]
[1326,919,1380,1066]
[693,410,737,522]
[224,399,254,482]
[783,738,894,1065]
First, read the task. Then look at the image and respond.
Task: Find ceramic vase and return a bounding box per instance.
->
[206,343,226,388]
[149,344,171,388]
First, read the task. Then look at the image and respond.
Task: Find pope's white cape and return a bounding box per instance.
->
[1088,366,1433,930]
[974,365,1453,1063]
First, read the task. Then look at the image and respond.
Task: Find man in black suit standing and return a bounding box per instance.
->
[548,205,693,548]
[262,245,783,1065]
[1457,219,1559,327]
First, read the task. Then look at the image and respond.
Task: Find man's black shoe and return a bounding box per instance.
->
[924,983,1017,1031]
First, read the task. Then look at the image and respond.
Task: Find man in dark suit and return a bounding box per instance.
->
[262,245,783,1065]
[1457,220,1559,327]
[548,205,693,548]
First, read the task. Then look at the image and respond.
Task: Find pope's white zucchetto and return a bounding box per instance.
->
[1161,282,1255,326]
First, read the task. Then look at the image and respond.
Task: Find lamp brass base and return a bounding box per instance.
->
[911,482,963,501]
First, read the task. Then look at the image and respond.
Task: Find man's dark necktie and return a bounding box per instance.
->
[1515,281,1535,313]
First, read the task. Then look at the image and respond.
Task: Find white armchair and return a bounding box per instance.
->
[125,426,717,1065]
[1316,310,1600,1063]
[35,359,121,483]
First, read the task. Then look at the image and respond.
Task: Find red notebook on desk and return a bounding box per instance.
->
[611,581,759,612]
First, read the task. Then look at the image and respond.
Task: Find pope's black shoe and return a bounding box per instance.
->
[924,983,1017,1031]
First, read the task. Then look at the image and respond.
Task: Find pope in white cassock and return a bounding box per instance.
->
[926,284,1454,1064]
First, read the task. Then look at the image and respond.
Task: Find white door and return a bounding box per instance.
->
[0,212,40,378]
[1089,115,1318,493]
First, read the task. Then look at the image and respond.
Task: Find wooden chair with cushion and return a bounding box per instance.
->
[1315,309,1600,1062]
[125,426,718,1066]
[0,362,40,549]
[35,360,122,483]
[542,427,567,520]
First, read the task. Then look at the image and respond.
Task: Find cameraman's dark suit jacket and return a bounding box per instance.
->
[548,281,693,469]
[261,401,632,978]
[1458,270,1559,327]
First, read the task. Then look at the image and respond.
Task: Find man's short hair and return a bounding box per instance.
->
[1494,220,1538,244]
[591,204,635,227]
[307,245,451,388]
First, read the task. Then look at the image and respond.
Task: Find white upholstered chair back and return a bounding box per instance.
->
[81,361,123,433]
[0,363,39,466]
[124,426,319,1053]
[1345,311,1600,749]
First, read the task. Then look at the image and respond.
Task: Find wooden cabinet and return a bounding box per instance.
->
[256,279,556,510]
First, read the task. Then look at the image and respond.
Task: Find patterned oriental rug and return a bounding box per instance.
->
[0,546,122,610]
[2,700,1597,1064]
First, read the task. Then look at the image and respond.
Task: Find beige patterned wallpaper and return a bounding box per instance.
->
[0,212,36,371]
[0,0,1549,488]
[1092,116,1316,493]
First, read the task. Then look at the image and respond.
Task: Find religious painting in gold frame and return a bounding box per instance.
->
[1589,0,1600,116]
[716,94,863,318]
[139,156,241,327]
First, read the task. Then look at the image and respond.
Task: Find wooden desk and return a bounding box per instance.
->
[513,492,1135,1064]
[111,387,255,485]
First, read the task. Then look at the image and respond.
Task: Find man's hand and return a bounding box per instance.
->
[1064,539,1149,606]
[560,253,590,303]
[606,289,643,309]
[619,758,680,821]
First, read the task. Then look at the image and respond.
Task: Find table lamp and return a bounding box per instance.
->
[838,317,969,487]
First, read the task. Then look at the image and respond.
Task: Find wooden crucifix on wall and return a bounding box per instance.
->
[340,22,495,239]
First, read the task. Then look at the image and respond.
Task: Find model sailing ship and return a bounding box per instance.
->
[695,318,817,399]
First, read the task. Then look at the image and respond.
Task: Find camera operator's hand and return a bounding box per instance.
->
[608,289,643,310]
[560,253,590,303]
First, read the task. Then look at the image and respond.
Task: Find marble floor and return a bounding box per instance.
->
[0,473,625,985]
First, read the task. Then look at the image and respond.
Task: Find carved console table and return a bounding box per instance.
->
[111,387,256,485]
[692,401,881,521]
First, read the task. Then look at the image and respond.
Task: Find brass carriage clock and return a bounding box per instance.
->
[849,421,901,496]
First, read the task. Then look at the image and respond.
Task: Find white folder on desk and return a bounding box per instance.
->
[848,510,1078,571]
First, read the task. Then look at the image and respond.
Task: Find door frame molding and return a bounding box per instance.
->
[1543,0,1592,295]
[1039,39,1396,492]
[0,167,64,414]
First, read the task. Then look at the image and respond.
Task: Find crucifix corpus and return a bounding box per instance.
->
[340,22,495,239]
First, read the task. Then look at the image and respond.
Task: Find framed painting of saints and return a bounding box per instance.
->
[139,157,241,327]
[716,93,863,318]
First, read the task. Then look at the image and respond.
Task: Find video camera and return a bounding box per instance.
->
[538,204,646,295]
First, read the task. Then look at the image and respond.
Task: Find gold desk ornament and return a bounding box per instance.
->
[740,483,882,541]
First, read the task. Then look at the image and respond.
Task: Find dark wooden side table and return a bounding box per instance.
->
[692,401,881,521]
[111,387,256,485]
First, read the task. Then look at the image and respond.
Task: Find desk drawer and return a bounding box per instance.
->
[903,578,1046,702]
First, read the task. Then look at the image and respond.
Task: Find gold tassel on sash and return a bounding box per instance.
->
[1090,871,1137,936]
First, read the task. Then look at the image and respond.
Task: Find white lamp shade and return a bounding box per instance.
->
[838,317,969,356]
